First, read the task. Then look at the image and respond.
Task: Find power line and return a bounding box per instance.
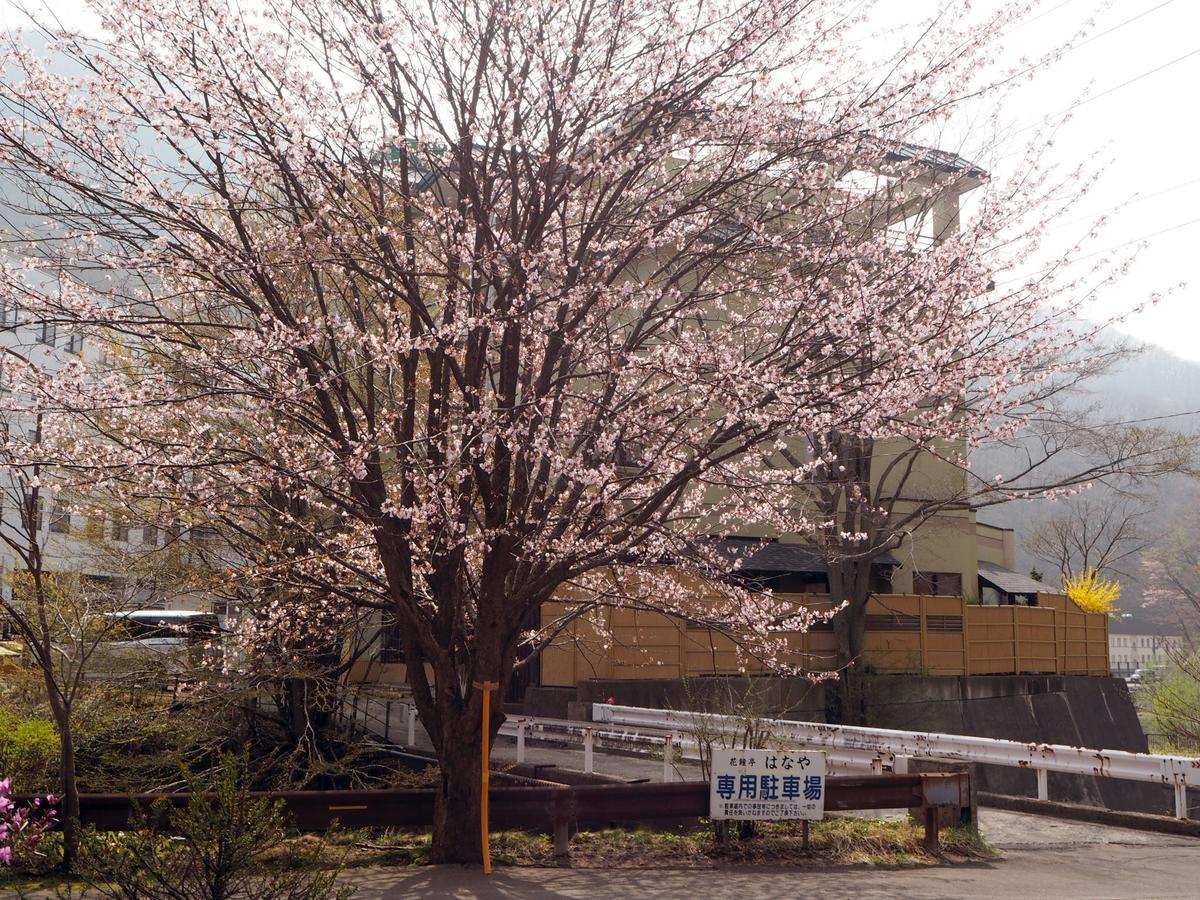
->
[1057,0,1178,56]
[994,212,1200,288]
[1052,176,1200,231]
[904,2,1183,168]
[1006,0,1081,33]
[1004,41,1200,142]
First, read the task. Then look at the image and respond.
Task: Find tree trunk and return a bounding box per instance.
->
[829,559,872,726]
[45,692,80,869]
[429,717,484,864]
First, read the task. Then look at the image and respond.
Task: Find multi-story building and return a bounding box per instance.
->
[1108,618,1184,677]
[0,313,212,625]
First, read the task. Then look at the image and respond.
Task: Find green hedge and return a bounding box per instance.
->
[0,706,59,793]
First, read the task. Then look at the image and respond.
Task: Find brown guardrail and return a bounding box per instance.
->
[21,772,971,858]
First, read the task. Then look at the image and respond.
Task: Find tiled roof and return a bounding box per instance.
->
[878,138,988,179]
[978,560,1047,596]
[710,537,899,574]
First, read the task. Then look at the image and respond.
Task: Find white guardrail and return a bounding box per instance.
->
[346,693,1200,818]
[593,703,1200,819]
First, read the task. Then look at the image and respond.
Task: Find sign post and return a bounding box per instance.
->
[710,749,827,822]
[473,680,499,874]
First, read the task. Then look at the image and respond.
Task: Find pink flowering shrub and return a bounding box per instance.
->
[0,778,57,869]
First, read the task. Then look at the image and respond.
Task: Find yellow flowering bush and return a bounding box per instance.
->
[1064,568,1120,615]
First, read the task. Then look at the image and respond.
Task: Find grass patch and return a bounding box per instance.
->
[0,815,998,889]
[300,815,996,869]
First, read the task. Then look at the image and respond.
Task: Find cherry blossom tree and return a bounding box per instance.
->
[0,0,1153,860]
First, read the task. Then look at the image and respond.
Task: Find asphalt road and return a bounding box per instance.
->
[344,842,1200,899]
[344,809,1200,899]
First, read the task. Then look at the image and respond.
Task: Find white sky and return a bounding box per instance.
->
[4,0,1200,360]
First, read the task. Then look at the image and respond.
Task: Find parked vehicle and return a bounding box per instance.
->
[94,609,220,676]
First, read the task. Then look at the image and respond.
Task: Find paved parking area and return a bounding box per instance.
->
[344,838,1200,900]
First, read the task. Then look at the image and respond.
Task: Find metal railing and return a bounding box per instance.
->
[593,703,1200,819]
[341,690,1196,820]
[344,691,961,784]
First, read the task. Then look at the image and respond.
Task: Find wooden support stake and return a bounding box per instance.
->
[474,680,499,875]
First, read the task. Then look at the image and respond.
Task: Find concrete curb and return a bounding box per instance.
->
[979,792,1200,837]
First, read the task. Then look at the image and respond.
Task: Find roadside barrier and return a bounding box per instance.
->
[26,772,972,857]
[343,692,1195,819]
[593,703,1200,819]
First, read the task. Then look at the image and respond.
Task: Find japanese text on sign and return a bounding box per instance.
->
[709,750,826,820]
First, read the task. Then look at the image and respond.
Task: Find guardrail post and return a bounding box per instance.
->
[517,720,527,764]
[893,755,910,774]
[923,807,939,853]
[553,818,570,864]
[407,704,417,746]
[663,734,674,783]
[584,727,595,774]
[1175,782,1188,819]
[1036,768,1048,802]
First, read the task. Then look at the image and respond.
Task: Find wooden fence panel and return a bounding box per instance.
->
[540,591,1110,684]
[965,606,1016,675]
[1015,607,1058,674]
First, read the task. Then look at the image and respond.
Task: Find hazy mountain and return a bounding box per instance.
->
[975,331,1200,629]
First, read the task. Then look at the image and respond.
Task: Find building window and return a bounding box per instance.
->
[38,322,56,346]
[66,334,84,355]
[112,517,129,542]
[85,514,104,540]
[191,526,218,547]
[142,525,158,546]
[380,618,405,663]
[48,501,70,534]
[913,571,963,597]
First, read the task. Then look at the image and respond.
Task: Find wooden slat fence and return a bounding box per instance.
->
[540,592,1110,686]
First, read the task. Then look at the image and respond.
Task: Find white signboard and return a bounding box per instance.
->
[709,749,827,821]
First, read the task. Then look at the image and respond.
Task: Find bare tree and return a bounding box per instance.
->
[1027,490,1153,582]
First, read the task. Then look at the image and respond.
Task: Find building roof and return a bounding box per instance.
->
[880,139,987,180]
[978,560,1046,596]
[1107,616,1185,637]
[711,537,899,574]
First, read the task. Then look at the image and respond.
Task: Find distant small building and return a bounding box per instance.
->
[1108,618,1184,676]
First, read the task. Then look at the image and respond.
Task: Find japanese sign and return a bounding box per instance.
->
[709,749,827,821]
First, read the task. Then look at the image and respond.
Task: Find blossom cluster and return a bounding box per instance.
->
[0,779,57,867]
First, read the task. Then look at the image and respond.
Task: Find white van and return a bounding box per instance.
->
[97,609,220,675]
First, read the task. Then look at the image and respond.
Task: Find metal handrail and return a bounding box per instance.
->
[593,703,1200,819]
